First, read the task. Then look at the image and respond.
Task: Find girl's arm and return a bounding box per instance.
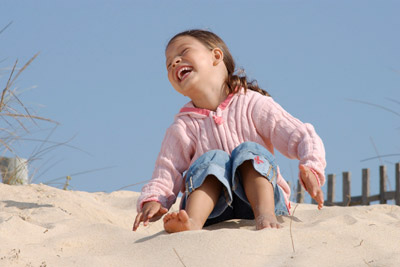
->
[252,95,326,208]
[136,120,194,213]
[253,95,326,184]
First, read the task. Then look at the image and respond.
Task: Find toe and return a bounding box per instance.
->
[178,210,189,222]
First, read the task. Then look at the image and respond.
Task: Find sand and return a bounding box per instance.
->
[0,183,399,267]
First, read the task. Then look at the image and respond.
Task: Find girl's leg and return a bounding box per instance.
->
[163,175,222,233]
[238,160,281,229]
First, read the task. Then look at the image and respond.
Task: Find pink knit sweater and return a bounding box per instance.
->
[137,88,326,211]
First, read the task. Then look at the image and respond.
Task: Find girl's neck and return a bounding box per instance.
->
[191,85,228,111]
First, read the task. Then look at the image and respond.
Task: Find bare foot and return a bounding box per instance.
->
[255,213,281,229]
[163,210,201,233]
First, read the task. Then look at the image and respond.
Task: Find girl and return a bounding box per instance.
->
[133,29,326,233]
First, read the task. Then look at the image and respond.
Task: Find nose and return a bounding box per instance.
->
[171,58,181,68]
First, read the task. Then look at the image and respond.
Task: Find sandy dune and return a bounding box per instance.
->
[1,183,399,267]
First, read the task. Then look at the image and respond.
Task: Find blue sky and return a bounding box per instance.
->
[1,1,399,203]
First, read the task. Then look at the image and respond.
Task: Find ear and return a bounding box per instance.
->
[212,48,224,66]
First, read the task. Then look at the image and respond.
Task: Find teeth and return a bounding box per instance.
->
[178,67,192,80]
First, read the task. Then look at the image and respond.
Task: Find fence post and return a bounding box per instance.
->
[395,163,400,205]
[343,172,351,206]
[380,165,387,204]
[327,174,335,205]
[0,157,29,185]
[362,168,370,205]
[297,180,304,203]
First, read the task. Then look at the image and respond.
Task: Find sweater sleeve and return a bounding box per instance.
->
[252,95,327,185]
[136,120,194,212]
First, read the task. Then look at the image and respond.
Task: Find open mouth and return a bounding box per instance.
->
[176,66,193,82]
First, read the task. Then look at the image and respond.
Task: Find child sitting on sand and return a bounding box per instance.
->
[133,29,326,233]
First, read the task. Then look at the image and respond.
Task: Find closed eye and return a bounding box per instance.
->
[166,47,189,70]
[181,48,188,54]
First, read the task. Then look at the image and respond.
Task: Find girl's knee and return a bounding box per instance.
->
[232,143,277,184]
[186,149,232,193]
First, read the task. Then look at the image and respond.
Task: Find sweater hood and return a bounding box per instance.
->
[175,92,236,124]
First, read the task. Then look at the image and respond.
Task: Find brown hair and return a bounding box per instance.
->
[166,29,270,97]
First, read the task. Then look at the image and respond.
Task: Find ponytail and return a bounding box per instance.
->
[226,69,270,97]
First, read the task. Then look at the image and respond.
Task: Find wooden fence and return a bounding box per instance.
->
[296,162,400,206]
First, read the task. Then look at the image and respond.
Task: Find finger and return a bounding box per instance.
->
[150,209,169,222]
[143,206,157,221]
[159,206,168,214]
[304,179,317,198]
[151,206,168,221]
[311,189,324,210]
[304,175,319,197]
[133,212,143,231]
[316,190,324,210]
[310,184,319,198]
[134,212,143,229]
[143,211,154,226]
[143,210,153,226]
[317,200,324,210]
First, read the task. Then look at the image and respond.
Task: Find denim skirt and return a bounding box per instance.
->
[181,141,289,226]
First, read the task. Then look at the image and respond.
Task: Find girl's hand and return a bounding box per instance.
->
[133,201,168,231]
[299,165,324,210]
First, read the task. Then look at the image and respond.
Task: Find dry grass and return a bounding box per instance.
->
[1,22,59,185]
[1,24,115,188]
[0,52,59,184]
[349,97,400,165]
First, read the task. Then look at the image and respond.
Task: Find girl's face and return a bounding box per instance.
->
[165,36,223,99]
